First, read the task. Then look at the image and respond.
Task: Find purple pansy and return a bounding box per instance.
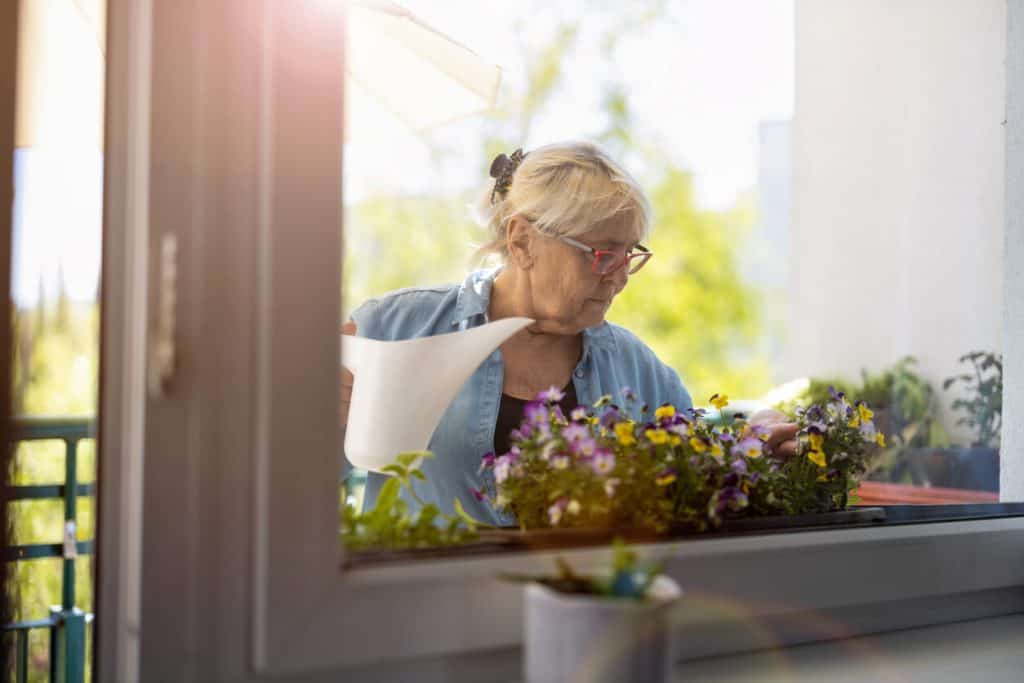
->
[524,400,549,425]
[537,386,565,403]
[548,497,569,525]
[590,448,616,475]
[569,436,597,458]
[599,406,621,430]
[562,423,590,443]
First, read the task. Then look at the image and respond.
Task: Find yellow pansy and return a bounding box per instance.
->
[655,471,677,486]
[809,433,824,451]
[847,415,860,428]
[709,393,729,409]
[669,435,682,447]
[646,429,669,445]
[689,436,708,453]
[615,421,636,446]
[807,449,827,468]
[875,432,886,448]
[655,404,676,421]
[710,442,724,459]
[858,403,874,423]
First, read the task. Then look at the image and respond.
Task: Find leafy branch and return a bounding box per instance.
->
[340,451,477,551]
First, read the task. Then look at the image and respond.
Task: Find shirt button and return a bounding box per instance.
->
[574,369,584,379]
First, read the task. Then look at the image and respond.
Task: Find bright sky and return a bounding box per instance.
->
[12,0,793,306]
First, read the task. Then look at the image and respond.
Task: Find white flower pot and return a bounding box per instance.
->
[524,575,682,683]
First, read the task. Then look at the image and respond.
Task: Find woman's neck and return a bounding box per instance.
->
[490,267,582,358]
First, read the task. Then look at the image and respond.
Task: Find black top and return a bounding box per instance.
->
[493,382,578,457]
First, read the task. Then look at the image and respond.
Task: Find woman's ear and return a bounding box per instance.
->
[506,215,534,269]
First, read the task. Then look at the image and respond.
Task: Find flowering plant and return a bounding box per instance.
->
[476,386,883,531]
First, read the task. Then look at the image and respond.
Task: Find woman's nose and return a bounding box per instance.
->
[605,263,629,290]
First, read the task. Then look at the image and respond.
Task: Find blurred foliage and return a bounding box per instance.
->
[777,356,956,483]
[7,290,97,681]
[944,351,1002,448]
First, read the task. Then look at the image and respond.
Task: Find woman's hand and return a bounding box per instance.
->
[748,408,799,459]
[340,320,357,428]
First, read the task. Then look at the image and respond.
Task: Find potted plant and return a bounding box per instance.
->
[475,386,882,535]
[783,357,951,487]
[506,539,682,683]
[938,351,1002,491]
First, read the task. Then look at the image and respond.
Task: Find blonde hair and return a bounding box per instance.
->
[473,141,651,263]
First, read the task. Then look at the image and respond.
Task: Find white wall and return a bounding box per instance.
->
[1004,0,1024,501]
[790,0,1005,437]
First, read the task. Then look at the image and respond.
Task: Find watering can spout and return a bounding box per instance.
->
[341,317,534,472]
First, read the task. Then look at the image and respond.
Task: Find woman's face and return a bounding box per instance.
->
[525,219,642,335]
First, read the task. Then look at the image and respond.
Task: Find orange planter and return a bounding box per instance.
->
[855,480,999,505]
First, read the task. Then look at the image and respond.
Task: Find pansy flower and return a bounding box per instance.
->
[689,436,709,454]
[566,499,581,516]
[709,393,729,409]
[621,386,638,402]
[562,423,590,444]
[807,449,827,468]
[523,401,549,425]
[709,441,725,459]
[655,468,677,486]
[537,386,565,403]
[494,455,513,483]
[569,436,597,458]
[570,406,588,422]
[599,406,621,430]
[591,449,616,475]
[654,404,676,422]
[604,477,621,498]
[548,498,568,526]
[551,454,570,470]
[668,421,692,438]
[732,437,763,459]
[478,451,495,473]
[614,421,636,446]
[645,428,669,445]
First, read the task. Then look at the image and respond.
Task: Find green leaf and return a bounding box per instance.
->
[395,448,432,471]
[453,497,493,529]
[380,464,406,478]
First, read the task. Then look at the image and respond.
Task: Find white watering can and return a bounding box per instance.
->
[341,317,534,473]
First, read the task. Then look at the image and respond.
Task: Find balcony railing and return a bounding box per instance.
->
[4,417,95,683]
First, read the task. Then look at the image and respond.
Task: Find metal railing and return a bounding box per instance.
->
[4,417,95,683]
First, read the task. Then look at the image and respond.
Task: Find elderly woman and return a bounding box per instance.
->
[341,141,795,525]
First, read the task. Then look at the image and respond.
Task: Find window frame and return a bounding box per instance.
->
[97,0,1024,679]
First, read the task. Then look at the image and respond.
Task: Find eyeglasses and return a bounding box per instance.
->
[555,234,653,276]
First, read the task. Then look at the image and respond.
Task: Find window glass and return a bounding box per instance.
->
[340,0,1011,555]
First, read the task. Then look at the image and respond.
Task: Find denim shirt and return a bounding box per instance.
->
[347,269,693,526]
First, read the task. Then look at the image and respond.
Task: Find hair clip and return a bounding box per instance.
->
[489,148,526,204]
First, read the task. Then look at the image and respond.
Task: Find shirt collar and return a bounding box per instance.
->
[451,268,618,353]
[452,268,498,326]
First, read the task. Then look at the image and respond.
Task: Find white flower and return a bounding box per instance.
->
[494,457,511,483]
[566,499,581,516]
